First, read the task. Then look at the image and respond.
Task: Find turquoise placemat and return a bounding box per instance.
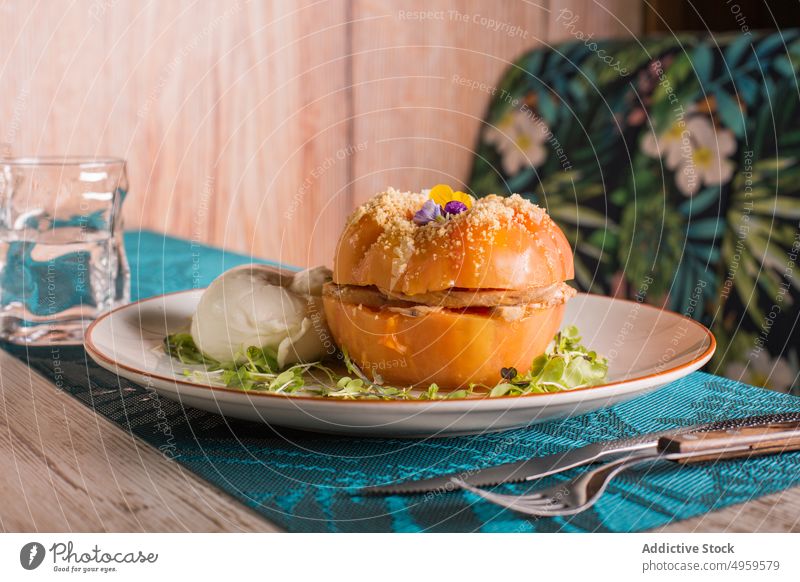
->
[4,230,800,532]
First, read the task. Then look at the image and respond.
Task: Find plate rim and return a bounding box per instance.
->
[84,289,716,406]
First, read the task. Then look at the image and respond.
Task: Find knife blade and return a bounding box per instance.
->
[359,412,800,495]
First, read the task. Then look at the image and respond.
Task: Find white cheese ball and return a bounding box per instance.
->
[190,266,329,367]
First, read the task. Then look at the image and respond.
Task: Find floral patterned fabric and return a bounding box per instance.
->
[468,30,800,393]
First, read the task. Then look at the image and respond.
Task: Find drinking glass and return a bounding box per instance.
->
[0,157,130,344]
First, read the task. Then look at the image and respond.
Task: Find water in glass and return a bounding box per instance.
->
[0,157,130,344]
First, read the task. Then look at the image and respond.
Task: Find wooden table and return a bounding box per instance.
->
[1,349,798,533]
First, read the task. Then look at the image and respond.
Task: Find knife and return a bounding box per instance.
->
[359,412,800,495]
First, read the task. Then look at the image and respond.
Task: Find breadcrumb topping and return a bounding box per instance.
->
[345,187,427,229]
[341,188,566,291]
[347,188,547,249]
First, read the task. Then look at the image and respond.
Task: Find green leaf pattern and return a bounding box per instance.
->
[468,30,800,393]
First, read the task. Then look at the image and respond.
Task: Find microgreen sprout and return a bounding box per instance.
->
[164,325,608,400]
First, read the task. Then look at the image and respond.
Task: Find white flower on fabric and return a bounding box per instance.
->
[641,120,686,171]
[726,350,796,393]
[484,109,550,174]
[642,115,736,196]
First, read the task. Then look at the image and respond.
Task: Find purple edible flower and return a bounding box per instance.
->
[443,200,468,216]
[413,199,443,225]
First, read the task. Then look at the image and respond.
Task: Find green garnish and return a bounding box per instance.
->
[488,326,609,397]
[164,333,219,366]
[164,324,608,400]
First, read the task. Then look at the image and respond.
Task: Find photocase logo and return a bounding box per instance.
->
[20,542,46,570]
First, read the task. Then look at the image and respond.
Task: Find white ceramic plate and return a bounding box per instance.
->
[85,290,715,437]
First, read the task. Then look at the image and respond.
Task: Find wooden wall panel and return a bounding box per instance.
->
[350,0,642,205]
[547,0,643,41]
[350,0,549,204]
[0,0,641,268]
[0,0,351,268]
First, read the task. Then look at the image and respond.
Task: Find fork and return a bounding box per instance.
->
[453,419,800,517]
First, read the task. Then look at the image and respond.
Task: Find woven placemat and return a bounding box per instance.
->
[4,230,800,532]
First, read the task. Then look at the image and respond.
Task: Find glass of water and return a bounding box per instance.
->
[0,157,130,345]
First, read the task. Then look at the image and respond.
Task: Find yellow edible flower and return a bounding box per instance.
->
[429,184,474,209]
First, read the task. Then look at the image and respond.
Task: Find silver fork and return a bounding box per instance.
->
[453,419,800,517]
[454,452,660,517]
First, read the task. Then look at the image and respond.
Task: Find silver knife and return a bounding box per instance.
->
[359,413,800,495]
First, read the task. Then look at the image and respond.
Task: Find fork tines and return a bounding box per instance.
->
[451,478,569,516]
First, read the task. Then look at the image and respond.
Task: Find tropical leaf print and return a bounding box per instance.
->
[469,31,800,393]
[532,170,615,292]
[721,157,800,326]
